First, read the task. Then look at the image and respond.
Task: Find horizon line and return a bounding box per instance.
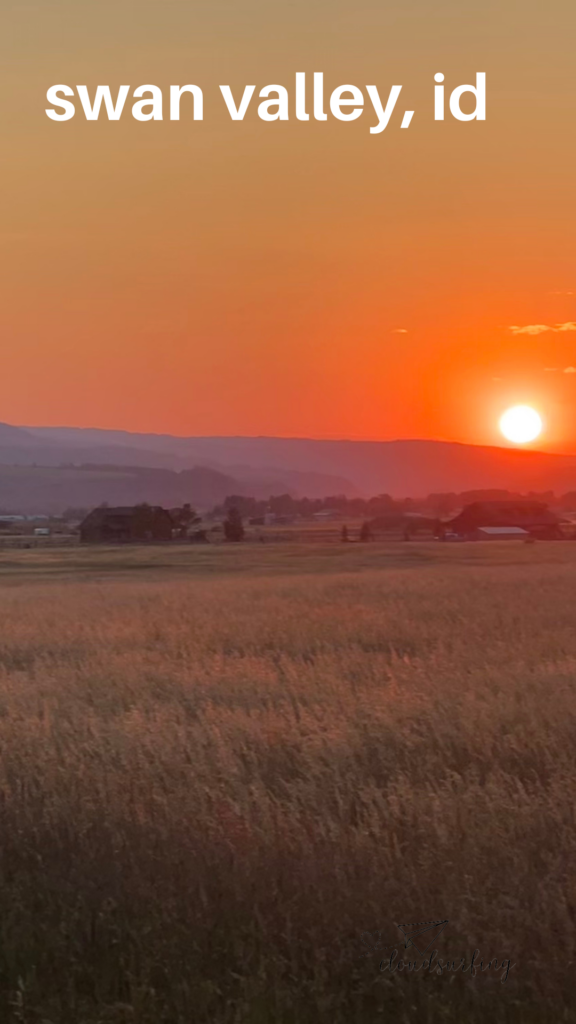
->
[12,421,576,457]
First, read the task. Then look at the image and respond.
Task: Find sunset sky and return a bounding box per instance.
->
[1,0,575,449]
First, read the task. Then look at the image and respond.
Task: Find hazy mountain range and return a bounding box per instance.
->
[1,422,576,513]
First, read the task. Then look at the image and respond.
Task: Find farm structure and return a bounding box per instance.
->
[80,506,174,544]
[471,526,530,541]
[441,501,562,540]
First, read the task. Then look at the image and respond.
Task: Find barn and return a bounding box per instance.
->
[442,500,562,541]
[472,526,530,541]
[80,505,174,544]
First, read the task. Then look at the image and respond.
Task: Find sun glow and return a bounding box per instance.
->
[499,405,543,444]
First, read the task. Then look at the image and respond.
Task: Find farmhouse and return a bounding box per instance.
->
[472,526,530,541]
[80,505,173,544]
[443,501,562,540]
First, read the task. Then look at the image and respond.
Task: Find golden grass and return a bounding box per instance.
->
[1,542,576,1022]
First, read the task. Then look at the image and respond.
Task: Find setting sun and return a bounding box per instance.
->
[499,405,543,445]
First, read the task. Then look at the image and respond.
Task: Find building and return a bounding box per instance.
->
[442,501,562,541]
[471,526,530,541]
[79,505,174,544]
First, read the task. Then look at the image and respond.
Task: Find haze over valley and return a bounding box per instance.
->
[2,422,576,512]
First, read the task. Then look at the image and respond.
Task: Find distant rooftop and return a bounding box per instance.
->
[476,526,529,535]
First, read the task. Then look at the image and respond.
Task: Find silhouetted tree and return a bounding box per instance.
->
[359,521,372,542]
[223,495,260,517]
[172,503,201,538]
[224,506,245,542]
[367,494,394,514]
[341,525,349,543]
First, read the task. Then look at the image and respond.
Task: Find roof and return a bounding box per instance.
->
[476,526,529,536]
[449,500,559,529]
[81,506,173,525]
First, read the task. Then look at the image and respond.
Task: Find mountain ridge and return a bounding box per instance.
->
[2,423,576,511]
[21,424,576,496]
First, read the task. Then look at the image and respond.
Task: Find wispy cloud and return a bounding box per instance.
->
[391,328,408,334]
[509,322,576,335]
[544,367,558,372]
[564,366,576,374]
[509,324,550,335]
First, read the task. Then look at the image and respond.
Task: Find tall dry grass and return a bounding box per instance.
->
[1,545,576,1022]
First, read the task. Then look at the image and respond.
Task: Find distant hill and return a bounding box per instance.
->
[21,425,576,498]
[0,422,52,448]
[2,423,576,512]
[0,464,245,515]
[0,423,356,502]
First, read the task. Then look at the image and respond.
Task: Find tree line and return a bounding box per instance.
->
[212,488,572,520]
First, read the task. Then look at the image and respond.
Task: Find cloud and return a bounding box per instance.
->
[391,328,408,334]
[509,322,576,335]
[509,324,550,335]
[544,367,558,372]
[563,366,576,374]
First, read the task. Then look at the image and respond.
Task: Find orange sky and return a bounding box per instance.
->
[1,0,575,448]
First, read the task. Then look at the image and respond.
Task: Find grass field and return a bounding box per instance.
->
[1,540,576,1022]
